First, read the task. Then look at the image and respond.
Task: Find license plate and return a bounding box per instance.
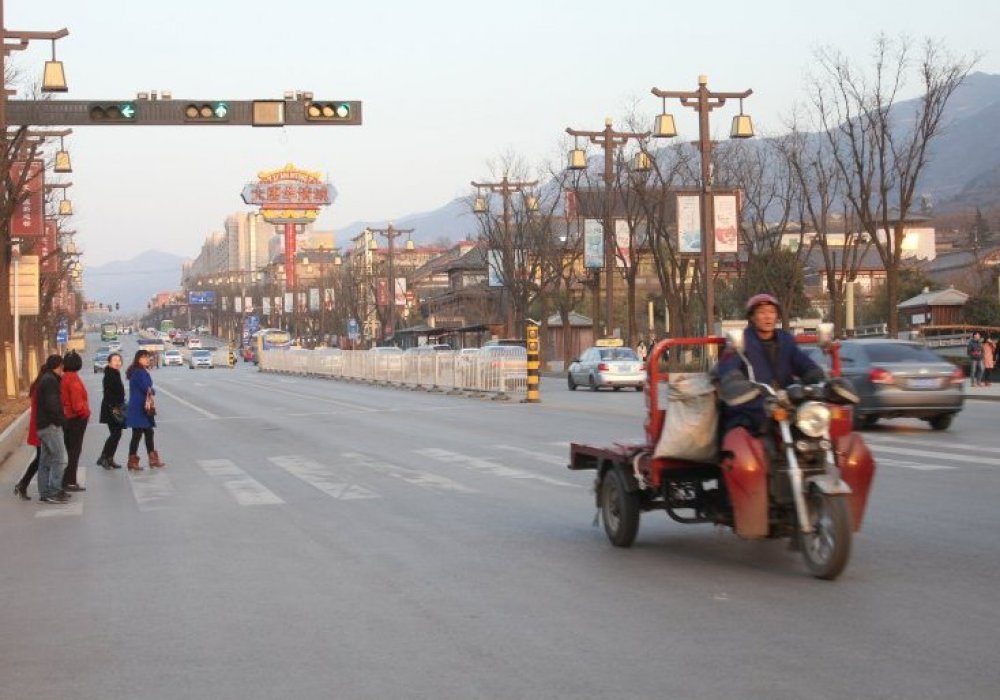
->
[909,378,940,389]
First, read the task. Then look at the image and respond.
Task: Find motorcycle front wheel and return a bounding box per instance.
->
[799,491,852,580]
[601,469,640,548]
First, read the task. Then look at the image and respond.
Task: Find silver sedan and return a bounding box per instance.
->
[567,346,645,391]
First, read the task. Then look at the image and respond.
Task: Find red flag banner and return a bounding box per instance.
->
[11,161,45,238]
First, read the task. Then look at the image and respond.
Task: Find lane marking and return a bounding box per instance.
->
[268,455,380,501]
[153,385,219,419]
[341,451,477,494]
[493,444,568,467]
[414,448,579,488]
[869,444,1000,467]
[198,459,284,506]
[127,469,175,510]
[867,435,1000,456]
[876,457,956,471]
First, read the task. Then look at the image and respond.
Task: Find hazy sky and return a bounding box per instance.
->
[11,0,1000,267]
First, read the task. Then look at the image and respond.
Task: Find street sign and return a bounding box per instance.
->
[7,99,363,127]
[247,315,260,332]
[188,290,217,305]
[56,328,68,344]
[347,318,359,340]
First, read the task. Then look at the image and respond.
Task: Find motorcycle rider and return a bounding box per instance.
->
[715,294,827,436]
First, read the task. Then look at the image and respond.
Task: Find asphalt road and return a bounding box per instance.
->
[1,337,997,699]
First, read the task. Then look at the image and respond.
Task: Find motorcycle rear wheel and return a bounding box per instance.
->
[601,469,640,548]
[799,491,852,580]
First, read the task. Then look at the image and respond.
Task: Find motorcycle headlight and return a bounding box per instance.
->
[795,401,831,438]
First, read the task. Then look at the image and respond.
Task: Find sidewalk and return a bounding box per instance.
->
[964,381,1000,401]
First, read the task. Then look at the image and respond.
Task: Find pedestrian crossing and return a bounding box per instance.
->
[16,435,998,519]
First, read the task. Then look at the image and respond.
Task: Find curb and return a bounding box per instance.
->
[0,409,30,470]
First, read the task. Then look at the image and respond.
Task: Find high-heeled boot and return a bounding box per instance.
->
[149,450,166,468]
[127,454,142,471]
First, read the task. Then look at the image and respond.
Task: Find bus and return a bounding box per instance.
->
[100,322,118,342]
[251,328,292,364]
[159,319,176,337]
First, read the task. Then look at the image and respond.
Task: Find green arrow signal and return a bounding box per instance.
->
[120,103,136,119]
[214,102,229,118]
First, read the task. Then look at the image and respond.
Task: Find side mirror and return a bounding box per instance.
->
[725,327,745,354]
[817,322,835,349]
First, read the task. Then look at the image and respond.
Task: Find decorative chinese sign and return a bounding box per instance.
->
[39,220,58,274]
[11,161,45,238]
[240,163,337,291]
[676,192,742,254]
[10,255,40,316]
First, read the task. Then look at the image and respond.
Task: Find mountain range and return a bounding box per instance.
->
[87,72,1000,313]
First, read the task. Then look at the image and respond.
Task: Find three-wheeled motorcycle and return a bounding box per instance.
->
[568,325,876,580]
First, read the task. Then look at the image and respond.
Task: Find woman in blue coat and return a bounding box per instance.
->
[125,349,165,470]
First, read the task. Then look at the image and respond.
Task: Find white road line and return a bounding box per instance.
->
[154,385,219,419]
[127,470,175,510]
[341,452,477,494]
[493,444,568,467]
[867,435,1000,456]
[268,455,380,501]
[876,457,956,471]
[414,448,579,488]
[222,378,379,412]
[198,459,284,506]
[869,444,1000,467]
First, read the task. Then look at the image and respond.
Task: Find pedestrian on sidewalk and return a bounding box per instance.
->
[12,365,46,500]
[983,336,996,387]
[60,351,90,492]
[967,332,985,387]
[125,349,165,470]
[35,354,70,503]
[97,352,126,469]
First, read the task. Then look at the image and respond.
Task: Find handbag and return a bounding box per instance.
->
[144,389,156,417]
[110,402,127,425]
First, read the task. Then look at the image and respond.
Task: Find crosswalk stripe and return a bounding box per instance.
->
[867,435,1000,456]
[127,469,175,510]
[36,466,86,518]
[268,455,380,501]
[198,459,284,506]
[341,452,477,494]
[493,444,568,466]
[869,444,999,467]
[876,457,956,471]
[414,448,578,488]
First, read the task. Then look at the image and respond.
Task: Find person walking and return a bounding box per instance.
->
[97,352,126,469]
[983,336,996,387]
[60,351,90,492]
[35,354,70,503]
[967,331,985,387]
[12,364,46,500]
[125,349,164,470]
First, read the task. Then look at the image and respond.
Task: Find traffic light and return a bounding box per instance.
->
[89,102,137,122]
[184,102,230,122]
[304,101,352,122]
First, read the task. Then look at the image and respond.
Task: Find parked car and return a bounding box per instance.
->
[567,343,645,391]
[188,348,214,369]
[107,340,122,353]
[162,349,183,366]
[836,339,964,430]
[187,337,202,349]
[93,351,110,374]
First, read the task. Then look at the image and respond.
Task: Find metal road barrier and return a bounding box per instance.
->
[259,346,528,399]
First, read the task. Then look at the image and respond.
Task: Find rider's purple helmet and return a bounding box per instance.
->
[745,293,782,318]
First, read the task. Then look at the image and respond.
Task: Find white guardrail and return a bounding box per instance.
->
[259,347,528,398]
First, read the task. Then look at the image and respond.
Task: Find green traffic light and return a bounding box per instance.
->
[214,102,229,119]
[120,102,136,119]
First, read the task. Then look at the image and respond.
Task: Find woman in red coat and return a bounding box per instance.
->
[60,351,90,492]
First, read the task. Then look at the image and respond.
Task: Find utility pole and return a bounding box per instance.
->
[565,120,647,338]
[368,223,414,343]
[471,176,538,337]
[651,77,753,336]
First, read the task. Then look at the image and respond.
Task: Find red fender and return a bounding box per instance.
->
[720,427,769,538]
[835,432,876,531]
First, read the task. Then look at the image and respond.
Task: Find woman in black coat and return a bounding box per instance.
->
[97,352,126,469]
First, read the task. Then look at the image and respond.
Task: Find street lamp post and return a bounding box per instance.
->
[368,223,414,343]
[471,176,538,337]
[566,119,648,338]
[651,76,753,336]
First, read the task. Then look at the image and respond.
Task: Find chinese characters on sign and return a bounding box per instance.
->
[676,193,741,254]
[11,161,45,238]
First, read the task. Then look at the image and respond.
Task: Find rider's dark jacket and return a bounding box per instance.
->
[716,326,824,434]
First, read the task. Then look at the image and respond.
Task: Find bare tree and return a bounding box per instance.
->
[811,36,976,335]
